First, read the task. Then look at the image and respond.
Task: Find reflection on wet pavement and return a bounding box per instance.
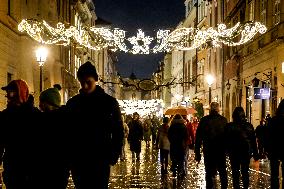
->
[109,142,271,189]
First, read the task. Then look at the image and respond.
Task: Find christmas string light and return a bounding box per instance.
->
[118,99,163,116]
[18,19,267,54]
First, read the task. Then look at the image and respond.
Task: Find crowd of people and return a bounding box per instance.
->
[0,60,283,189]
[122,101,283,189]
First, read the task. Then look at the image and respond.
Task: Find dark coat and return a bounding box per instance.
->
[226,121,258,160]
[195,112,228,156]
[0,103,41,188]
[265,114,284,160]
[168,118,188,160]
[65,86,124,165]
[128,119,143,153]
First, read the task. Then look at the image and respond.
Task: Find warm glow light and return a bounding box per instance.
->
[206,74,215,86]
[18,19,267,54]
[118,99,163,116]
[35,46,48,66]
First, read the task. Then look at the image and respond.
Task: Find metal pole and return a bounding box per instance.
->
[209,86,212,105]
[40,65,43,92]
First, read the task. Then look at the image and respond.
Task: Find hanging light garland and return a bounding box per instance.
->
[18,19,267,54]
[118,99,163,116]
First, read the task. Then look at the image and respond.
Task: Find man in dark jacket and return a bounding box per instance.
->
[0,80,41,189]
[265,100,284,189]
[65,62,124,189]
[194,102,228,189]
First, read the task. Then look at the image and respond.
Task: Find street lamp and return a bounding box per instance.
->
[206,74,215,105]
[36,46,48,92]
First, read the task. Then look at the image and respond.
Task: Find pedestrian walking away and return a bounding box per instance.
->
[226,107,259,189]
[194,102,228,189]
[168,114,188,179]
[265,100,284,189]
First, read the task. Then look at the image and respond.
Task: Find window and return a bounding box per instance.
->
[68,49,71,72]
[248,0,254,21]
[75,13,82,34]
[197,59,205,89]
[198,0,206,23]
[8,0,14,16]
[260,0,267,25]
[274,0,280,25]
[187,0,194,15]
[74,55,81,79]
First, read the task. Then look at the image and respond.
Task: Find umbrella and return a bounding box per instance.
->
[164,106,197,115]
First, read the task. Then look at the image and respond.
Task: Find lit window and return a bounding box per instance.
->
[260,0,267,25]
[248,0,254,21]
[197,59,205,89]
[74,55,81,78]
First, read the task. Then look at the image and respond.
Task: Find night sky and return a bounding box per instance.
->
[94,0,185,79]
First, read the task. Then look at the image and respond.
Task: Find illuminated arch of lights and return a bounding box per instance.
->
[18,19,267,54]
[118,99,164,116]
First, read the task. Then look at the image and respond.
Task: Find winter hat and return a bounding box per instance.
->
[40,85,61,107]
[77,61,98,81]
[2,79,29,104]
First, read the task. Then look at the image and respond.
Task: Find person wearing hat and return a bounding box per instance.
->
[65,61,124,189]
[28,85,69,189]
[39,85,62,112]
[0,79,40,189]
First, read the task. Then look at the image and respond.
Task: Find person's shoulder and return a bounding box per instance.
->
[66,94,81,105]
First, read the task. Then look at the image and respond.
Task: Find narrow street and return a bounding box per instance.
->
[109,142,271,189]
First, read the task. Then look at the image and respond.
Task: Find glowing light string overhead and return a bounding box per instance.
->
[118,99,163,116]
[18,19,267,54]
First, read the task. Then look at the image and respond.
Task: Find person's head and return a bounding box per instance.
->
[2,79,29,108]
[39,85,61,112]
[209,102,220,114]
[163,117,169,124]
[133,112,139,120]
[77,61,98,94]
[232,107,246,123]
[173,114,183,120]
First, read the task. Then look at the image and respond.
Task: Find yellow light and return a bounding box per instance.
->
[35,46,48,66]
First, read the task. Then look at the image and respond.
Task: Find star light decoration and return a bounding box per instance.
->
[18,19,267,54]
[127,29,153,54]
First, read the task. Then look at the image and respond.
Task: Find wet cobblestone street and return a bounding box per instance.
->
[109,142,271,189]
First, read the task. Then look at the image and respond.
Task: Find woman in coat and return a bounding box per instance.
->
[156,117,170,174]
[226,107,259,189]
